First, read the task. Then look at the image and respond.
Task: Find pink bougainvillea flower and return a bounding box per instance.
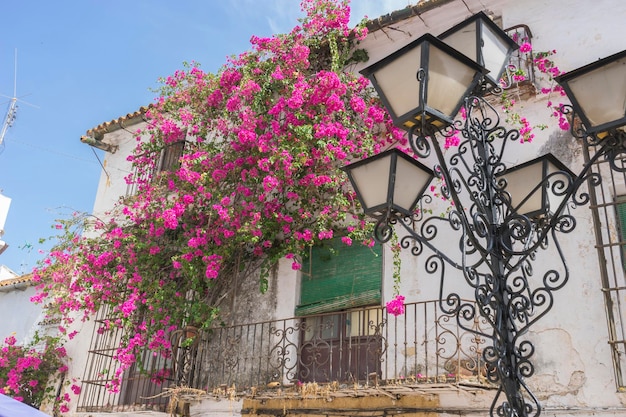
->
[386,295,406,316]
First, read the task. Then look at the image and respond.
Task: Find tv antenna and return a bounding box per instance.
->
[0,49,36,146]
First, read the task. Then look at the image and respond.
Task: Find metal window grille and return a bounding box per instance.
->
[584,145,626,388]
[125,139,188,197]
[75,304,175,413]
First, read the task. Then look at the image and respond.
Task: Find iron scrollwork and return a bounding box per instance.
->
[372,95,626,417]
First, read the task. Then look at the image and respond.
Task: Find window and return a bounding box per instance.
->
[586,154,626,389]
[126,137,188,197]
[298,308,384,383]
[295,238,384,382]
[158,140,186,172]
[76,305,173,412]
[296,238,383,316]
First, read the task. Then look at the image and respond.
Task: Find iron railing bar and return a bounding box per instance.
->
[424,301,429,380]
[403,308,408,380]
[602,286,626,292]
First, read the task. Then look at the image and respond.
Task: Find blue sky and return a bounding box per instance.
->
[0,1,411,274]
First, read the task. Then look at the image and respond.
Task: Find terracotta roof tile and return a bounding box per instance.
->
[0,273,34,288]
[85,105,152,139]
[365,0,452,32]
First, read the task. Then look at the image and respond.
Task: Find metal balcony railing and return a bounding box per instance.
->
[77,300,490,412]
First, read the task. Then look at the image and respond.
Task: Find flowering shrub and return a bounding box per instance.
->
[0,333,67,411]
[32,0,405,399]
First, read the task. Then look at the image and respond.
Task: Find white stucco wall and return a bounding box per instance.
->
[0,284,42,343]
[90,124,147,220]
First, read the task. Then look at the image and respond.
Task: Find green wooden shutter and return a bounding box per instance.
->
[295,238,382,316]
[616,196,626,269]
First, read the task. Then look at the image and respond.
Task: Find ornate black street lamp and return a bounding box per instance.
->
[344,12,626,417]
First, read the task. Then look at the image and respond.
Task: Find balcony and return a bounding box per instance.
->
[77,299,491,412]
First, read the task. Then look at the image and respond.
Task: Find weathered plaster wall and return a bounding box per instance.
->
[90,124,145,221]
[504,0,626,71]
[240,387,494,417]
[217,258,298,326]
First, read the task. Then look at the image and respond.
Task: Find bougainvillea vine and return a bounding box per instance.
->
[29,0,406,402]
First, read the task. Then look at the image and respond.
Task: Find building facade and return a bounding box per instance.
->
[58,0,626,416]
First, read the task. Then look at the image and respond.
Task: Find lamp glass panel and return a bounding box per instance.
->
[441,26,478,63]
[427,45,478,118]
[545,160,573,216]
[481,23,511,82]
[567,57,626,128]
[372,45,423,120]
[393,156,432,212]
[503,161,544,216]
[348,154,392,211]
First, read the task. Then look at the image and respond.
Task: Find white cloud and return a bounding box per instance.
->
[349,0,414,26]
[226,0,415,36]
[263,1,303,34]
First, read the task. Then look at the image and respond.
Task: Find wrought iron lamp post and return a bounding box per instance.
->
[343,12,626,417]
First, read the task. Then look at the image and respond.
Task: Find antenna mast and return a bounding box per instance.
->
[0,49,19,146]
